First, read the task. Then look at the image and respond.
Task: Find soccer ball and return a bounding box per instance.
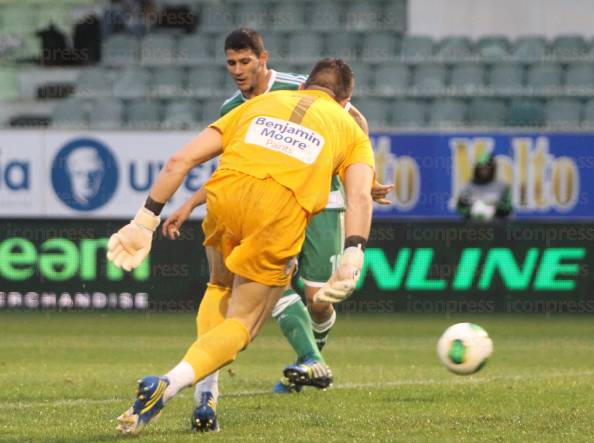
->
[437,323,493,375]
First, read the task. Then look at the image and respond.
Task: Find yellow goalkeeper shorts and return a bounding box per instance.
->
[202,169,307,286]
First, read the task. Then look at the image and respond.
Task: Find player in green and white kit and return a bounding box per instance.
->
[162,28,392,432]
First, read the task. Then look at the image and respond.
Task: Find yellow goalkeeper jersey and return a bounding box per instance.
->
[209,89,374,214]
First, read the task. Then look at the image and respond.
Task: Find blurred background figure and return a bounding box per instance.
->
[456,153,512,221]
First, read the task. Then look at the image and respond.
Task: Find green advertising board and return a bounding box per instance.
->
[0,220,592,313]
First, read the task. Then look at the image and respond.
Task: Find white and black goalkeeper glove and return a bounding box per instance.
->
[314,245,364,304]
[106,207,160,271]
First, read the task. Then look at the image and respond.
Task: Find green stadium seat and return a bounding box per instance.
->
[361,32,398,62]
[527,63,562,94]
[88,97,124,130]
[162,100,201,130]
[436,36,473,60]
[201,96,228,123]
[200,2,235,31]
[325,32,359,61]
[188,66,223,97]
[392,99,426,128]
[468,98,506,127]
[565,63,594,92]
[102,34,140,67]
[545,98,581,128]
[400,35,434,60]
[141,34,177,66]
[512,36,547,61]
[489,63,524,95]
[506,99,545,127]
[413,63,447,93]
[428,98,466,127]
[112,67,149,99]
[271,2,304,31]
[374,62,410,94]
[581,99,594,128]
[348,61,374,94]
[52,98,88,128]
[0,67,19,100]
[287,33,324,63]
[310,2,342,30]
[236,2,270,29]
[177,34,213,66]
[450,63,485,93]
[476,36,510,60]
[354,98,391,128]
[345,1,384,31]
[75,68,112,98]
[260,31,287,61]
[551,35,588,59]
[127,99,161,129]
[152,66,185,97]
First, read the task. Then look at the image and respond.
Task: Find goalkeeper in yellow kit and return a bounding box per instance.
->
[108,58,376,435]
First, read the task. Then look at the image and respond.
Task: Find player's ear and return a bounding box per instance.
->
[260,50,269,64]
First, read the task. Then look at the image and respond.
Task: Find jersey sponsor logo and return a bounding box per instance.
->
[51,138,119,211]
[245,116,325,164]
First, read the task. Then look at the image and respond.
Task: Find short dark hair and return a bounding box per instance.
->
[224,28,265,56]
[304,58,354,101]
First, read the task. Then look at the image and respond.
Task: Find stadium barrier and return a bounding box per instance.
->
[1,131,593,218]
[1,220,592,313]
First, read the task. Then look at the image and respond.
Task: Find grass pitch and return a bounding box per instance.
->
[1,312,593,442]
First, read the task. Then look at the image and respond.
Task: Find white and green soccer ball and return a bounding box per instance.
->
[437,323,493,375]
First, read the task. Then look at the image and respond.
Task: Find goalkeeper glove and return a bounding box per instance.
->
[106,207,160,271]
[314,245,364,304]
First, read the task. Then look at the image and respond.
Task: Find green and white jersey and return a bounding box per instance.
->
[219,69,345,211]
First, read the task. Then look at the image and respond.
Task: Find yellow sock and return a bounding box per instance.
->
[183,318,250,384]
[196,283,231,337]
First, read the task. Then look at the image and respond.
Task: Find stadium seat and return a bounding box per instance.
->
[287,33,324,63]
[260,32,287,61]
[200,2,235,31]
[235,1,270,29]
[392,99,426,128]
[345,1,384,31]
[309,2,342,30]
[551,35,588,59]
[127,99,161,129]
[348,62,374,94]
[152,66,185,97]
[413,63,447,93]
[75,68,112,98]
[428,99,466,127]
[354,98,391,128]
[468,98,506,127]
[361,32,398,62]
[187,66,224,97]
[162,100,201,130]
[545,98,581,129]
[52,98,88,128]
[506,99,545,127]
[450,63,485,94]
[112,67,150,99]
[565,63,594,93]
[177,34,214,66]
[201,96,229,123]
[374,62,410,94]
[512,36,547,62]
[326,32,360,61]
[400,35,434,60]
[0,67,19,100]
[489,63,524,95]
[581,99,594,128]
[526,63,563,94]
[88,98,124,129]
[141,34,177,66]
[476,36,510,60]
[436,36,473,60]
[102,34,140,67]
[270,2,305,31]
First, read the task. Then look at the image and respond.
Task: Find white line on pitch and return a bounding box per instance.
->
[1,370,592,410]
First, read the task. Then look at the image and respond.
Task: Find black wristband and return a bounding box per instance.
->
[345,235,367,251]
[144,196,165,216]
